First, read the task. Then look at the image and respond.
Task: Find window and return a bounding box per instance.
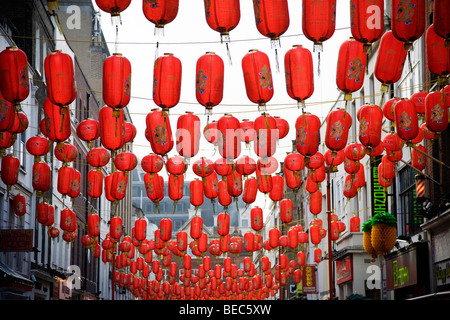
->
[398,165,423,236]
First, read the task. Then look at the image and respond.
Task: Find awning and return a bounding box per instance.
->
[0,261,34,291]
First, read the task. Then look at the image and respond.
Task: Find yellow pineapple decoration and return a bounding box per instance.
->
[370,212,397,256]
[362,221,378,262]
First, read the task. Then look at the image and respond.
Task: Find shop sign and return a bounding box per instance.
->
[435,259,450,287]
[386,248,418,290]
[302,265,317,294]
[336,255,353,285]
[370,156,388,216]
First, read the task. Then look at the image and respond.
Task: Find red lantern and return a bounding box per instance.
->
[218,179,232,209]
[110,216,123,240]
[257,156,278,175]
[153,53,182,112]
[217,212,230,237]
[256,168,273,194]
[374,31,408,89]
[227,170,243,199]
[344,143,366,164]
[305,173,318,194]
[32,161,51,195]
[411,144,426,171]
[269,228,281,248]
[145,172,164,205]
[433,0,450,46]
[168,173,184,205]
[309,224,321,245]
[86,147,110,168]
[350,216,361,232]
[0,46,30,109]
[284,152,305,172]
[344,174,358,199]
[269,174,284,204]
[324,149,344,172]
[99,105,125,151]
[48,227,60,239]
[37,202,49,225]
[110,170,128,201]
[358,104,383,151]
[103,53,131,109]
[235,156,256,177]
[166,155,186,175]
[425,90,448,134]
[95,0,131,19]
[242,176,258,206]
[6,110,28,135]
[124,121,136,144]
[239,119,255,146]
[88,213,100,237]
[196,52,224,115]
[176,111,201,160]
[192,157,214,179]
[43,98,71,143]
[309,190,322,216]
[383,132,404,152]
[378,163,393,188]
[160,218,172,241]
[280,199,293,224]
[420,122,435,140]
[203,120,219,145]
[295,112,321,158]
[141,153,164,173]
[143,0,179,34]
[177,231,188,252]
[203,171,219,203]
[250,206,263,232]
[60,208,77,232]
[252,0,289,46]
[426,24,450,78]
[325,108,353,153]
[254,113,278,158]
[114,151,138,172]
[381,155,396,180]
[203,0,240,43]
[274,116,289,140]
[0,92,15,133]
[394,98,419,143]
[54,142,77,166]
[190,179,204,210]
[241,49,274,112]
[410,91,428,116]
[284,45,314,108]
[350,0,384,52]
[190,215,203,240]
[57,166,74,197]
[382,97,400,122]
[336,37,367,101]
[26,135,50,161]
[77,118,100,148]
[314,248,322,264]
[217,113,241,160]
[302,0,336,51]
[354,163,366,189]
[44,50,76,107]
[391,0,425,50]
[13,193,26,217]
[145,108,174,157]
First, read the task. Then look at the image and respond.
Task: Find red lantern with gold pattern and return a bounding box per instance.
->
[114,151,138,172]
[309,224,321,245]
[344,143,366,164]
[295,112,321,158]
[257,156,278,175]
[280,198,293,224]
[203,171,219,203]
[425,90,448,134]
[433,0,450,46]
[203,0,240,43]
[350,0,384,52]
[144,172,164,204]
[217,113,241,160]
[110,170,128,201]
[343,174,357,198]
[124,121,136,144]
[269,174,284,204]
[54,141,77,164]
[410,91,428,116]
[218,179,232,209]
[325,108,353,153]
[374,31,408,89]
[26,135,50,162]
[86,147,110,168]
[110,216,123,241]
[274,116,289,140]
[43,98,71,143]
[250,206,263,232]
[88,169,103,199]
[336,37,366,101]
[391,0,425,50]
[0,91,15,133]
[190,179,204,210]
[32,161,51,195]
[235,156,256,177]
[141,153,164,174]
[309,190,322,216]
[242,176,258,205]
[242,49,274,112]
[99,105,125,152]
[203,120,219,146]
[190,215,203,240]
[383,132,404,152]
[103,53,131,109]
[382,97,400,122]
[168,173,183,205]
[217,212,230,237]
[196,52,224,115]
[143,0,179,34]
[95,0,131,19]
[88,213,100,237]
[381,155,396,180]
[358,104,383,151]
[254,113,278,158]
[256,168,273,194]
[60,208,77,232]
[227,170,243,200]
[426,24,450,78]
[324,149,344,172]
[252,0,289,46]
[420,122,435,140]
[0,46,30,109]
[394,98,419,143]
[176,111,201,160]
[350,216,361,232]
[57,166,74,197]
[302,0,336,51]
[145,108,174,157]
[166,155,186,175]
[160,218,172,241]
[13,193,26,217]
[193,157,214,179]
[239,119,255,146]
[153,53,182,112]
[284,45,314,108]
[411,144,426,171]
[44,50,76,108]
[269,227,281,248]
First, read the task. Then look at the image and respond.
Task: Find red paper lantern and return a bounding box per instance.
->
[114,151,138,172]
[383,132,404,152]
[350,216,361,232]
[242,176,258,206]
[343,174,357,198]
[110,216,123,240]
[252,0,289,45]
[196,52,224,115]
[32,161,51,195]
[141,153,164,173]
[358,104,383,152]
[284,152,305,172]
[425,90,448,134]
[48,227,60,239]
[54,141,77,164]
[426,24,450,78]
[344,142,366,164]
[433,0,450,46]
[325,108,353,153]
[305,172,318,194]
[7,110,28,135]
[26,135,50,161]
[382,97,400,122]
[0,46,30,108]
[177,231,188,252]
[176,111,201,160]
[203,120,219,145]
[44,50,76,107]
[309,224,321,245]
[269,227,281,248]
[57,166,74,197]
[257,156,279,175]
[295,112,321,158]
[192,157,215,179]
[336,37,367,101]
[37,202,49,225]
[235,156,256,177]
[250,206,263,232]
[160,218,172,241]
[254,113,278,158]
[269,174,284,203]
[110,170,128,201]
[43,98,71,143]
[324,149,344,172]
[374,31,408,88]
[203,171,219,202]
[0,92,15,133]
[217,212,230,237]
[391,0,425,50]
[217,113,241,160]
[354,163,366,189]
[153,53,182,111]
[378,163,393,188]
[86,147,110,168]
[302,0,336,50]
[203,0,240,43]
[350,0,384,52]
[420,122,435,140]
[309,190,322,215]
[227,170,242,199]
[380,155,396,180]
[124,121,136,144]
[60,208,77,232]
[274,116,289,140]
[99,105,125,152]
[88,213,100,237]
[13,193,26,217]
[103,53,131,109]
[142,0,179,33]
[166,155,186,175]
[239,119,255,146]
[168,173,184,205]
[190,179,204,210]
[394,98,419,143]
[218,179,232,209]
[256,168,273,194]
[241,49,274,112]
[411,144,426,171]
[144,172,164,204]
[95,0,131,18]
[280,198,293,224]
[314,248,322,264]
[190,215,203,240]
[410,91,428,116]
[145,108,174,157]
